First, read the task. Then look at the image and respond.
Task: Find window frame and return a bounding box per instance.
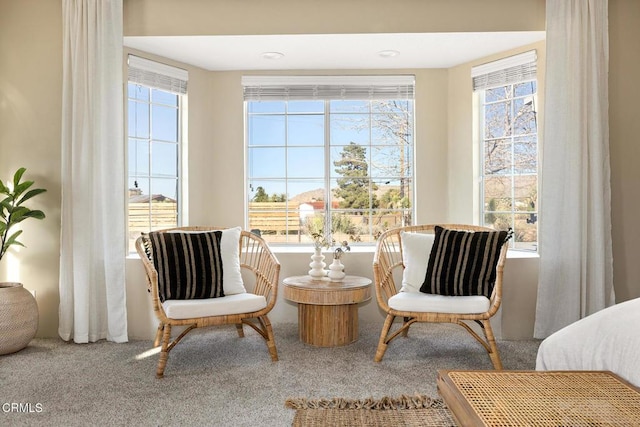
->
[477,80,539,251]
[244,96,415,247]
[125,82,186,253]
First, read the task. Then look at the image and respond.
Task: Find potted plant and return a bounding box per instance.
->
[0,168,46,355]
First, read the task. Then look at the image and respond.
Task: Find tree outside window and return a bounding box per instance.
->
[481,81,538,250]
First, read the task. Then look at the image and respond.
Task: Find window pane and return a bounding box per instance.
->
[150,178,177,200]
[151,105,178,142]
[288,147,324,178]
[331,142,370,178]
[287,179,325,202]
[330,178,375,210]
[513,213,538,251]
[484,212,512,233]
[149,206,177,230]
[128,83,149,101]
[485,139,511,175]
[371,146,412,178]
[128,138,149,175]
[484,101,512,138]
[330,100,369,113]
[152,89,178,106]
[248,101,285,114]
[514,136,537,174]
[288,100,323,113]
[288,114,324,146]
[372,100,410,113]
[128,101,149,138]
[248,147,286,178]
[514,81,536,97]
[484,176,512,211]
[513,97,537,135]
[330,114,370,145]
[371,113,412,146]
[151,141,178,177]
[300,211,326,243]
[248,180,287,202]
[485,85,509,102]
[514,175,537,212]
[248,115,285,146]
[376,178,412,210]
[129,177,149,198]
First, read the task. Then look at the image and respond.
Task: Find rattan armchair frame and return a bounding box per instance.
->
[372,224,508,369]
[135,226,280,378]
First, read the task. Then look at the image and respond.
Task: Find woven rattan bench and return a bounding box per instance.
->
[438,370,640,426]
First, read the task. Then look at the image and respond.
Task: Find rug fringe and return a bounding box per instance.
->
[285,394,446,410]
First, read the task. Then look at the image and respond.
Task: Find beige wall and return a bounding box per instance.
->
[123,0,545,36]
[1,0,62,338]
[3,0,639,340]
[609,0,640,302]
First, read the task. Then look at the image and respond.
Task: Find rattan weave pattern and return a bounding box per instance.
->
[292,408,456,427]
[447,371,640,426]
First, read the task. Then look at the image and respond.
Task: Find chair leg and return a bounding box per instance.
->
[235,323,245,338]
[156,324,172,379]
[402,317,412,337]
[260,316,278,361]
[153,323,164,347]
[374,314,395,362]
[482,319,503,370]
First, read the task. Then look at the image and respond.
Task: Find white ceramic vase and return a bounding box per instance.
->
[308,248,327,278]
[327,258,346,281]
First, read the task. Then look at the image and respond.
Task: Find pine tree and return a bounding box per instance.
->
[333,142,378,210]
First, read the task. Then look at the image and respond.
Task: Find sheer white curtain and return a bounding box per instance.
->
[59,0,128,343]
[534,0,614,339]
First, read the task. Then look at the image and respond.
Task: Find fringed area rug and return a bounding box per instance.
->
[285,394,456,427]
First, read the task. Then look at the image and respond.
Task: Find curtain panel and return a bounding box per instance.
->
[59,0,128,343]
[534,0,614,339]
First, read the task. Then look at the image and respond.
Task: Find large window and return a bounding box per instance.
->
[244,76,414,246]
[474,51,538,250]
[126,56,187,252]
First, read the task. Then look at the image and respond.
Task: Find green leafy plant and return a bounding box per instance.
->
[0,168,46,262]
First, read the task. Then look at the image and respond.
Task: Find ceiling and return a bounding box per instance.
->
[124,32,546,71]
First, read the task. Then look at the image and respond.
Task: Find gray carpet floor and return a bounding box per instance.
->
[0,322,540,426]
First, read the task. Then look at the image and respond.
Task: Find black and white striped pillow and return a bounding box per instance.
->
[149,231,225,301]
[419,226,511,298]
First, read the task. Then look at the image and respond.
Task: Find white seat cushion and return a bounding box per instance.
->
[388,292,490,314]
[162,293,267,320]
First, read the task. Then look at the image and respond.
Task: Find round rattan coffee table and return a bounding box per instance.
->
[283,275,371,347]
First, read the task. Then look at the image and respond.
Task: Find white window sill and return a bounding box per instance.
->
[269,245,375,255]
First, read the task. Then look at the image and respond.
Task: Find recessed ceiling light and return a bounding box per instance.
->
[262,52,284,60]
[378,50,400,58]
